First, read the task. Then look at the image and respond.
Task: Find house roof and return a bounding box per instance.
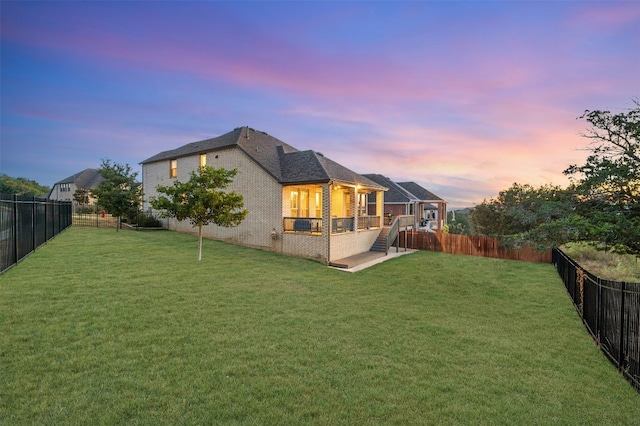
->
[397,182,446,203]
[54,168,104,189]
[141,126,386,190]
[361,174,418,203]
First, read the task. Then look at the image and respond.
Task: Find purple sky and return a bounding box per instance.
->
[1,1,638,207]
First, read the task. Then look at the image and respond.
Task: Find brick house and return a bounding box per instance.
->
[362,174,447,232]
[140,127,387,264]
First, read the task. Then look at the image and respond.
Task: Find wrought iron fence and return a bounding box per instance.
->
[0,194,72,274]
[552,248,640,392]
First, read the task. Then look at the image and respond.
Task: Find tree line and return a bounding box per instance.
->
[467,100,639,256]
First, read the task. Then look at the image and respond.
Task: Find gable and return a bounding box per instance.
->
[142,126,385,189]
[55,168,104,189]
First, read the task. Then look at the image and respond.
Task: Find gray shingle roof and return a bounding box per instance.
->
[141,127,386,189]
[397,182,445,202]
[361,174,417,203]
[55,168,104,189]
[141,127,299,181]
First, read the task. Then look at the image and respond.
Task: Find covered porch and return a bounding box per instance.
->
[280,181,386,263]
[282,182,384,235]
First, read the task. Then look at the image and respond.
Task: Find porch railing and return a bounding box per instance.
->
[283,217,322,233]
[332,217,354,233]
[357,215,381,230]
[385,215,414,254]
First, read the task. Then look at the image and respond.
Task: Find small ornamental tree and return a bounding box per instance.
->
[150,166,248,261]
[91,159,141,231]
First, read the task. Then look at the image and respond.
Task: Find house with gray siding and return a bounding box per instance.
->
[140,127,387,264]
[48,168,104,203]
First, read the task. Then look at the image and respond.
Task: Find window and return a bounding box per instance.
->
[315,189,322,218]
[290,188,310,217]
[60,183,71,192]
[199,154,206,168]
[170,159,177,178]
[358,193,367,216]
[290,190,298,217]
[300,189,309,217]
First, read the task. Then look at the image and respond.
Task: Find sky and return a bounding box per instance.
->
[1,1,639,208]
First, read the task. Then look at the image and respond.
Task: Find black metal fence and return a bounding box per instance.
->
[552,248,640,392]
[0,194,72,274]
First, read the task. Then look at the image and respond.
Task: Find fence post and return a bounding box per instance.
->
[31,196,36,251]
[597,278,602,346]
[619,281,625,369]
[12,194,18,265]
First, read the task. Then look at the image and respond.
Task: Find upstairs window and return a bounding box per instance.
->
[170,159,177,178]
[199,154,206,168]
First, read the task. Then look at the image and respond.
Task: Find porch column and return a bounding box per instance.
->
[438,202,447,231]
[323,184,331,263]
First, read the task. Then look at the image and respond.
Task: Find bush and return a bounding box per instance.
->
[130,212,162,228]
[75,205,96,214]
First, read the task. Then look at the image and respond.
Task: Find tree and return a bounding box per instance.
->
[470,183,580,249]
[447,209,472,235]
[564,100,640,254]
[91,159,140,231]
[0,174,50,196]
[73,188,91,205]
[150,166,248,261]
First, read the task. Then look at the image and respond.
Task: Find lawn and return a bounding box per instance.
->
[1,227,638,424]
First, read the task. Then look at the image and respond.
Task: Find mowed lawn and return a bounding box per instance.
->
[1,227,638,424]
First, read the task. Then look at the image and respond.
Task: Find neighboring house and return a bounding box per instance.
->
[362,174,447,232]
[140,126,387,264]
[397,181,447,231]
[48,168,104,203]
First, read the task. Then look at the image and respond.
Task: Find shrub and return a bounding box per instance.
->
[75,205,96,214]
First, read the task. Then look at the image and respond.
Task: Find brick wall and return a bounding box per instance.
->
[143,148,283,249]
[142,150,384,264]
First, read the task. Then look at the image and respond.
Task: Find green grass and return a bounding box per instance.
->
[562,242,640,283]
[1,227,638,424]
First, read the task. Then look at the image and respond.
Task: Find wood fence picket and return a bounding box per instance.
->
[400,231,552,263]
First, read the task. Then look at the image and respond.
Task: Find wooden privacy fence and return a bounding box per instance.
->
[399,231,552,263]
[552,248,639,392]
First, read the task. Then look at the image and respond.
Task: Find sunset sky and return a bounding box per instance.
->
[1,1,638,207]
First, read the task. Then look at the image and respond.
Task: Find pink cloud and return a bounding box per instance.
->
[566,2,640,31]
